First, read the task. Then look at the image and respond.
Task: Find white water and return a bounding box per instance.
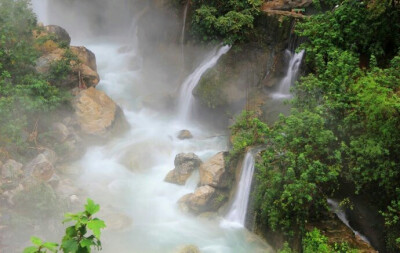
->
[272,49,305,99]
[222,152,256,228]
[178,45,231,121]
[28,3,272,252]
[327,199,371,245]
[180,1,189,60]
[74,43,270,253]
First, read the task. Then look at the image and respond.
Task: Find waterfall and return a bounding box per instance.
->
[272,49,304,99]
[223,152,256,227]
[181,1,189,49]
[178,45,230,121]
[327,199,371,245]
[31,0,49,24]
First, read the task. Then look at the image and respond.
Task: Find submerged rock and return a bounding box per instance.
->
[72,87,127,136]
[176,245,201,253]
[199,152,229,189]
[165,153,202,185]
[177,130,193,140]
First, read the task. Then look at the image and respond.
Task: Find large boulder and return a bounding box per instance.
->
[165,153,202,185]
[44,25,71,46]
[199,152,229,189]
[1,160,23,180]
[177,130,193,140]
[70,46,97,71]
[178,185,227,214]
[26,150,57,182]
[72,87,128,136]
[35,46,99,88]
[51,122,70,142]
[178,185,216,214]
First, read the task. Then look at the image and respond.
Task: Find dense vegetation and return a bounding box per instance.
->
[190,0,263,45]
[229,0,400,251]
[0,0,70,160]
[24,199,106,253]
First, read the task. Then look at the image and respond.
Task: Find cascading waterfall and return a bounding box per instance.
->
[272,49,305,99]
[27,1,274,252]
[31,0,49,24]
[327,199,371,244]
[180,1,189,58]
[178,45,230,121]
[222,152,256,227]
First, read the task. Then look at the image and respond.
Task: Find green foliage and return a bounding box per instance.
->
[255,110,339,236]
[191,0,263,45]
[303,229,331,253]
[229,110,269,159]
[24,199,106,253]
[0,0,69,154]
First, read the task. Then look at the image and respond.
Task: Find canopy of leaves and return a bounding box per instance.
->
[191,0,263,45]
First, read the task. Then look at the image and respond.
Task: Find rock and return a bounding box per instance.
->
[177,130,193,140]
[44,25,71,46]
[3,184,24,205]
[165,153,202,185]
[1,160,23,180]
[103,212,133,231]
[35,47,99,89]
[178,185,225,214]
[35,48,65,73]
[199,152,229,189]
[70,46,97,71]
[52,122,70,142]
[176,245,201,253]
[72,87,127,136]
[26,153,55,182]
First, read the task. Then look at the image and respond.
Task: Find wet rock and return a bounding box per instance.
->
[176,245,201,253]
[35,48,64,73]
[3,183,24,205]
[103,212,133,231]
[72,87,127,136]
[1,160,23,180]
[199,152,229,189]
[55,179,82,198]
[178,185,227,214]
[52,122,70,142]
[165,153,202,185]
[44,25,71,46]
[177,130,193,140]
[70,46,97,71]
[26,153,55,182]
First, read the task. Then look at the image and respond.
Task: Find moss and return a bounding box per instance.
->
[193,68,227,109]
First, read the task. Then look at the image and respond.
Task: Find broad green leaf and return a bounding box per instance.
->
[43,242,59,252]
[23,246,38,253]
[87,218,106,239]
[80,238,93,248]
[31,236,43,246]
[85,199,100,215]
[61,239,79,253]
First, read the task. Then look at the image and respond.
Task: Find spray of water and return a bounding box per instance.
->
[178,45,231,121]
[272,49,305,99]
[222,152,256,228]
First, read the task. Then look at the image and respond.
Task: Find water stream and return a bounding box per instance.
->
[327,199,371,245]
[222,152,256,228]
[30,1,272,252]
[178,45,230,121]
[272,49,304,99]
